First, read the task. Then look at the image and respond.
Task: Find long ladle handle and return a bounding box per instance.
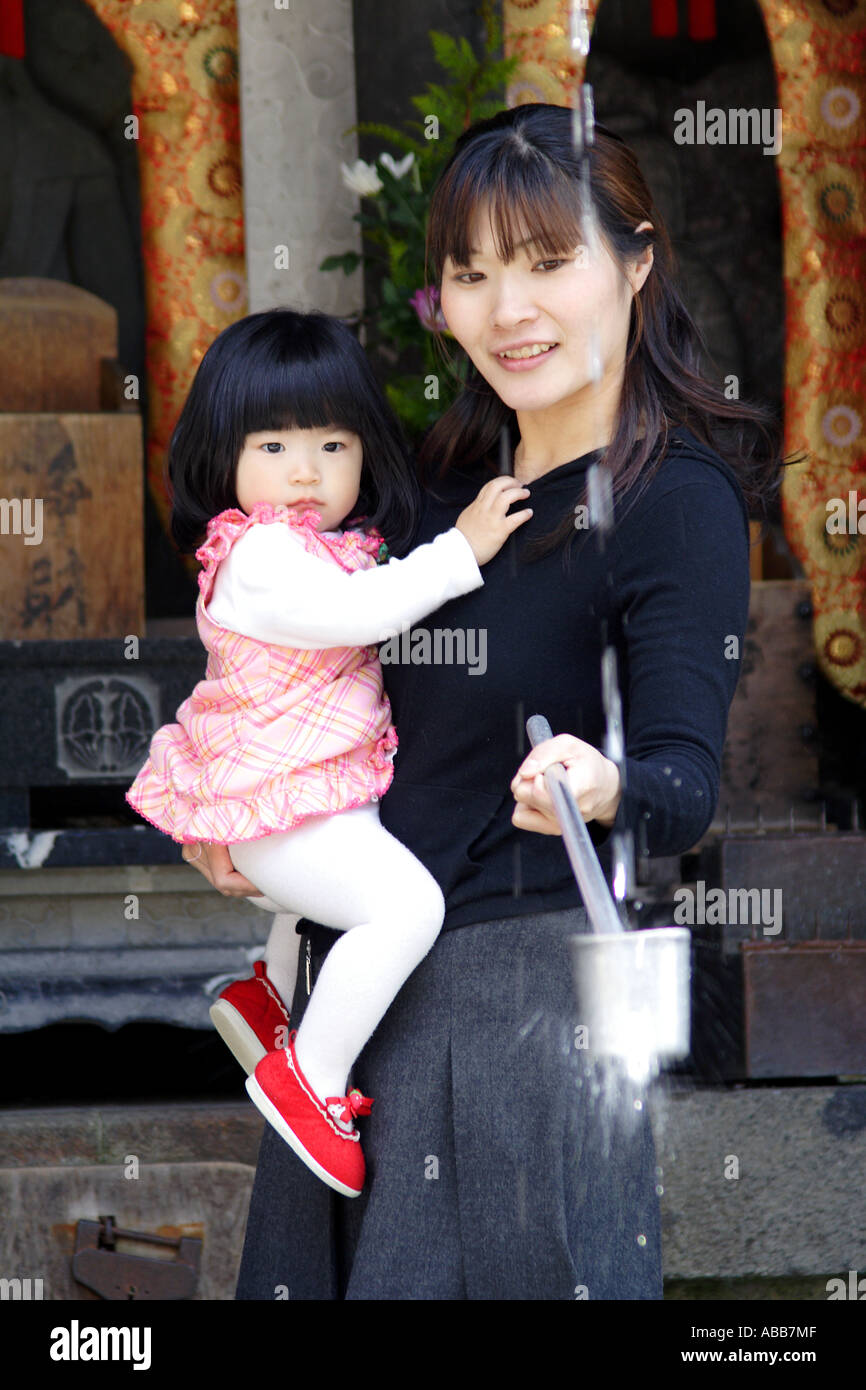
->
[525,715,624,936]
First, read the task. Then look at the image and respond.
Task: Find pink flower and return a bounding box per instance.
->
[409,286,448,332]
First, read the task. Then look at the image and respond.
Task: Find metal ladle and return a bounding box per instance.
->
[526,715,691,1070]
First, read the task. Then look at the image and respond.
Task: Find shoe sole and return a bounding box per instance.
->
[209,1000,270,1076]
[244,1073,363,1199]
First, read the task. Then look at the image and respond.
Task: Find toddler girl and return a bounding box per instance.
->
[127,309,532,1196]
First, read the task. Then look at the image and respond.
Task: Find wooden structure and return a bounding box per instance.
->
[0,279,144,640]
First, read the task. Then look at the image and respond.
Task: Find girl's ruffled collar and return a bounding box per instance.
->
[195,502,387,593]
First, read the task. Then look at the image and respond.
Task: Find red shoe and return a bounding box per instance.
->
[209,961,291,1075]
[245,1035,374,1198]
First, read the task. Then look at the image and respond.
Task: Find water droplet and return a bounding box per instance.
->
[637,1234,647,1247]
[633,1098,643,1111]
[655,1184,664,1196]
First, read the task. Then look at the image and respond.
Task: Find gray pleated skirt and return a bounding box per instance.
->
[235,908,663,1300]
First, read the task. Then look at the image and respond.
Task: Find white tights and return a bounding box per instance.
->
[229,802,444,1103]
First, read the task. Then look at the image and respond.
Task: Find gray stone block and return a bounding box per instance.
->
[653,1085,866,1280]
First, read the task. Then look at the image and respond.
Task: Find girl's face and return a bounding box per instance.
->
[439,203,652,421]
[235,425,363,532]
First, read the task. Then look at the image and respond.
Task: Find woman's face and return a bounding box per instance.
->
[439,203,652,421]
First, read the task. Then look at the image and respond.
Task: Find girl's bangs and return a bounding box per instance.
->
[238,350,363,439]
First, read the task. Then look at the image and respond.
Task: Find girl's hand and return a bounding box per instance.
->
[181,841,264,896]
[510,735,622,836]
[455,475,533,566]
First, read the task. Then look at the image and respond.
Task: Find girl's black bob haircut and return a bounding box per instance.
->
[167,309,420,556]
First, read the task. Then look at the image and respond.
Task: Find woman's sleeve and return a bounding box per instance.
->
[596,475,751,858]
[207,521,484,648]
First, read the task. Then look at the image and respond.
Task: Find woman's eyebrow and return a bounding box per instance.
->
[467,237,528,254]
[464,235,553,257]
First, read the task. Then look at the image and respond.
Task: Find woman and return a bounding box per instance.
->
[184,104,786,1299]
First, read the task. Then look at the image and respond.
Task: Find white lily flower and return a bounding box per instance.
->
[340,159,383,197]
[379,151,415,180]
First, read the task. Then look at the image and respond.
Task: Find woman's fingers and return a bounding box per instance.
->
[181,841,264,896]
[511,770,562,833]
[511,795,562,837]
[203,842,264,894]
[181,841,214,885]
[510,735,606,832]
[511,735,588,789]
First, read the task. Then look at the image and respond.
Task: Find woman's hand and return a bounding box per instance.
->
[181,841,264,896]
[510,735,622,836]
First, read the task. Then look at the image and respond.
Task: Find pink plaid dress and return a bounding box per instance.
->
[126,503,398,845]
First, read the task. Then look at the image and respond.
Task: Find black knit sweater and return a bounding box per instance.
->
[302,424,751,936]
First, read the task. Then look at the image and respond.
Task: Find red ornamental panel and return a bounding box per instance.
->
[0,0,25,58]
[82,0,247,557]
[651,0,717,39]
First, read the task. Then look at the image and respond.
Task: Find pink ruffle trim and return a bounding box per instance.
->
[127,725,399,846]
[195,503,385,604]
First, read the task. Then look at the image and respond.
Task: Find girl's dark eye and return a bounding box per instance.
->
[323,442,345,452]
[261,442,283,453]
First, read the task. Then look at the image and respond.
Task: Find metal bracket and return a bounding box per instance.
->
[71,1215,201,1300]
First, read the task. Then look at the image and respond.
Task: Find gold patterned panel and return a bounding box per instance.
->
[766,0,866,707]
[504,0,596,100]
[504,0,866,709]
[83,0,247,555]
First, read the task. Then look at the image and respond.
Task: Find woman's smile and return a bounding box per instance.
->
[493,341,560,371]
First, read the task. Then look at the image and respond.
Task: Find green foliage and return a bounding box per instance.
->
[318,1,519,443]
[318,252,362,276]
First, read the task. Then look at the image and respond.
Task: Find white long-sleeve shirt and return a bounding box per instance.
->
[206,521,484,649]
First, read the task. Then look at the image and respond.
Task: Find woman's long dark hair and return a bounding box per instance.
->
[421,103,803,564]
[167,309,420,555]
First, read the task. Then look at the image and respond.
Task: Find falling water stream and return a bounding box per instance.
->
[502,4,680,1192]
